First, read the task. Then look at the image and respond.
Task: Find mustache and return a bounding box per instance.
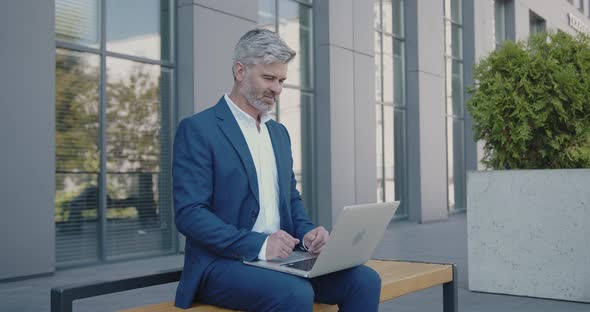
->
[262,92,276,100]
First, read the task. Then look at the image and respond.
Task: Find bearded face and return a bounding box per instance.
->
[238,62,288,114]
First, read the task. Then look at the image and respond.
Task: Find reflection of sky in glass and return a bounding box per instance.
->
[107,0,159,40]
[106,0,170,61]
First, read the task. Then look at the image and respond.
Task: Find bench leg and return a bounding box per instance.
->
[442,265,458,312]
[51,288,72,312]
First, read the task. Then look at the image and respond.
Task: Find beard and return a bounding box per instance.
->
[240,76,275,114]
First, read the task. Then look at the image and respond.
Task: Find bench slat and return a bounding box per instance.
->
[118,260,453,312]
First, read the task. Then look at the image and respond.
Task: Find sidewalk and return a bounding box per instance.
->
[0,213,588,311]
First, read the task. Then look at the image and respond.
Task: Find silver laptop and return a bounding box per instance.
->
[244,202,399,278]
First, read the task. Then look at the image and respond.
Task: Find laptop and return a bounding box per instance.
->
[244,202,399,278]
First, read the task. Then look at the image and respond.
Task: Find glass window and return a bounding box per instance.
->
[55,0,100,48]
[494,0,507,47]
[375,0,407,217]
[383,105,395,202]
[278,88,303,192]
[529,11,546,35]
[55,49,101,267]
[382,0,393,34]
[106,0,173,62]
[375,32,383,101]
[374,0,382,30]
[451,59,463,117]
[104,58,174,258]
[376,105,384,201]
[279,0,313,89]
[451,0,461,23]
[444,0,465,211]
[451,23,462,59]
[55,0,175,268]
[392,0,404,37]
[382,35,394,104]
[259,0,314,213]
[393,38,404,107]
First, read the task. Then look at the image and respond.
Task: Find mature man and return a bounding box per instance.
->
[172,29,381,311]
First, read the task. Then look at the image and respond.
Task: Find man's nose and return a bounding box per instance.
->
[270,80,282,94]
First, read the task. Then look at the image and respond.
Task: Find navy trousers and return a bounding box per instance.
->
[196,258,382,312]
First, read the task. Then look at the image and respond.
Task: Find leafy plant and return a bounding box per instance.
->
[467,31,590,169]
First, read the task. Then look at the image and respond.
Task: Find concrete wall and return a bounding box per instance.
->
[314,0,376,229]
[467,169,590,302]
[464,0,495,172]
[0,0,56,280]
[176,0,258,117]
[405,0,448,222]
[514,0,589,40]
[175,0,257,251]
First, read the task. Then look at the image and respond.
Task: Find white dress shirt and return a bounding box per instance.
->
[225,94,280,260]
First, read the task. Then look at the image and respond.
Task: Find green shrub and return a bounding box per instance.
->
[467,31,590,169]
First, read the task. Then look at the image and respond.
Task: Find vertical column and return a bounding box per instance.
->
[314,0,375,229]
[175,0,257,251]
[352,0,377,207]
[513,0,531,40]
[0,0,56,279]
[176,0,258,118]
[405,0,448,222]
[463,0,494,172]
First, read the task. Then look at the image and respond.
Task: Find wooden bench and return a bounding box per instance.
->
[51,259,457,312]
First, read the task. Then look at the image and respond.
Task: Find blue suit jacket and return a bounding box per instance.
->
[172,96,316,308]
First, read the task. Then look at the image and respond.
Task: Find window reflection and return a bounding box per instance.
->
[279,0,312,88]
[105,57,173,257]
[278,88,303,193]
[55,49,101,266]
[375,0,407,216]
[444,0,465,211]
[55,0,100,48]
[106,0,172,61]
[55,0,175,267]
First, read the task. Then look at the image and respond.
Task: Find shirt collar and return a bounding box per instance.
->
[225,94,272,126]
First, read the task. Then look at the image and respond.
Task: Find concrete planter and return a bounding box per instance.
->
[467,169,590,302]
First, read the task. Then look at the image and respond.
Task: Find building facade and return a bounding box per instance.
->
[1,0,589,280]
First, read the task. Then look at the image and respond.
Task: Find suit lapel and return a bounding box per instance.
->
[266,120,287,216]
[215,97,260,206]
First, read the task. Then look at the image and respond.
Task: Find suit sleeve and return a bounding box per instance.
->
[173,118,267,261]
[280,124,316,242]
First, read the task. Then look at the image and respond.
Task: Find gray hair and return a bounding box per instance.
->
[232,29,296,78]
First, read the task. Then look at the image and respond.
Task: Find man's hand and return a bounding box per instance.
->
[303,226,329,254]
[266,230,300,260]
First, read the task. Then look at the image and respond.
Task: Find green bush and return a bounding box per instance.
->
[467,31,590,169]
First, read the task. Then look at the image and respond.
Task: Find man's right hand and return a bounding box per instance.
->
[266,230,300,260]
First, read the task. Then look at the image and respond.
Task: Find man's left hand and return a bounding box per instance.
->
[303,226,329,254]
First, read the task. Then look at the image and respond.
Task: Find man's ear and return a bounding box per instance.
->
[234,62,246,82]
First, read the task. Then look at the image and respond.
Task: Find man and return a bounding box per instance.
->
[173,29,381,311]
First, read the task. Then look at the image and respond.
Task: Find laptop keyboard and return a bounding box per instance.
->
[281,258,317,271]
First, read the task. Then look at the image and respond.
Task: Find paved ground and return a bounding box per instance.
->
[1,213,588,311]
